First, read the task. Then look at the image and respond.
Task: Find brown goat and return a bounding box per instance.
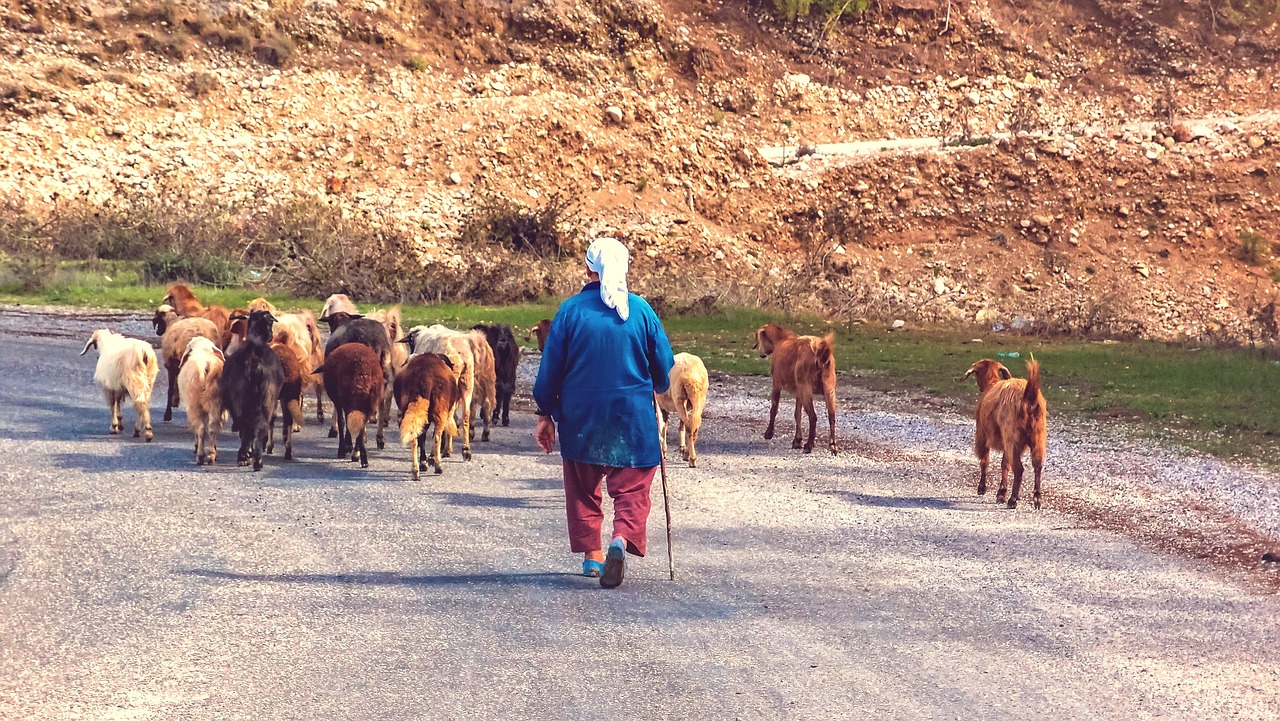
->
[528,319,552,352]
[268,342,306,461]
[753,323,838,454]
[972,358,1047,509]
[395,353,461,479]
[317,343,385,468]
[959,359,1013,393]
[163,284,231,338]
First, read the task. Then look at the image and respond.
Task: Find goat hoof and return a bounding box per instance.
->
[145,434,153,443]
[688,459,697,468]
[803,446,813,454]
[463,451,473,461]
[996,490,1007,502]
[434,466,444,475]
[481,433,490,442]
[377,437,385,450]
[764,430,775,440]
[830,445,839,456]
[1006,500,1018,509]
[360,460,368,468]
[328,428,338,438]
[1034,498,1042,510]
[163,411,173,422]
[977,485,987,496]
[291,424,301,433]
[238,459,250,467]
[501,419,509,428]
[418,461,429,471]
[285,449,292,461]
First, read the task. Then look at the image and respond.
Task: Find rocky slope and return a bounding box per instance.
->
[1,0,1279,339]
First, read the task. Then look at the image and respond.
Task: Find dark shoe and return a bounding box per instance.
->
[600,538,626,589]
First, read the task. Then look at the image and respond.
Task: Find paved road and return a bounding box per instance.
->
[2,325,1278,720]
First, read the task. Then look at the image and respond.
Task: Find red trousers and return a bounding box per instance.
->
[562,460,657,557]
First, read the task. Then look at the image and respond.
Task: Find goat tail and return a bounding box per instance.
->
[815,333,836,371]
[443,405,459,439]
[400,399,430,446]
[1023,358,1042,408]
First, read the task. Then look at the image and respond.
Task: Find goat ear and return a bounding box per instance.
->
[435,353,455,370]
[998,366,1013,380]
[213,346,226,362]
[349,313,364,319]
[396,336,413,344]
[80,334,98,355]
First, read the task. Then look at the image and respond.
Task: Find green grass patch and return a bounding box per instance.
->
[4,279,1280,465]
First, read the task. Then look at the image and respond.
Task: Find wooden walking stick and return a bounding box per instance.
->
[658,450,675,581]
[654,395,676,581]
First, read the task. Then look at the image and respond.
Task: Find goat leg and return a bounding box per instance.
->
[164,373,177,422]
[977,448,989,496]
[803,399,818,454]
[792,398,804,450]
[252,425,266,472]
[996,455,1011,503]
[1007,453,1025,509]
[825,385,839,455]
[134,396,152,442]
[764,387,781,440]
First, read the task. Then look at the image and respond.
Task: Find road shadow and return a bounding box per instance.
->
[435,491,558,509]
[176,568,584,589]
[822,490,981,512]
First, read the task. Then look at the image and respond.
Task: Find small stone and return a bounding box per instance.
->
[447,172,463,185]
[896,188,914,201]
[966,91,981,106]
[891,319,906,330]
[1132,262,1150,278]
[1033,214,1053,228]
[948,76,969,89]
[1139,229,1150,238]
[853,181,870,192]
[605,106,624,124]
[1020,219,1032,229]
[1118,206,1130,217]
[63,103,78,117]
[1248,135,1266,149]
[933,278,947,295]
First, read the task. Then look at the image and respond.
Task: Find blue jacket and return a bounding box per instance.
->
[533,282,675,468]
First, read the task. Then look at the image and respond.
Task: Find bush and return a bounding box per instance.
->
[403,56,428,72]
[1237,230,1271,266]
[772,0,872,21]
[141,252,244,286]
[457,192,585,260]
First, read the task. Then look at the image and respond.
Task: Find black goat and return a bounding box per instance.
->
[473,323,519,427]
[220,310,284,471]
[320,310,394,448]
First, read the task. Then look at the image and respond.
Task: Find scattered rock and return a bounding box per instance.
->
[891,319,906,330]
[447,172,463,185]
[604,105,625,124]
[1132,262,1150,278]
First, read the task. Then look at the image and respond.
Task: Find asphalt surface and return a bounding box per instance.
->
[2,320,1279,720]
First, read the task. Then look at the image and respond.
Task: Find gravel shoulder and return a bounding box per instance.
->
[1,307,1278,720]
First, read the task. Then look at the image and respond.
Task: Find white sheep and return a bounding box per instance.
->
[403,324,477,461]
[178,336,226,465]
[81,329,159,441]
[655,352,709,467]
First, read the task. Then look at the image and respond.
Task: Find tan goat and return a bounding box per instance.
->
[178,336,225,465]
[655,352,709,467]
[972,357,1047,509]
[753,323,838,454]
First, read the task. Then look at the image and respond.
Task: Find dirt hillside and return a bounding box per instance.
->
[2,0,1279,340]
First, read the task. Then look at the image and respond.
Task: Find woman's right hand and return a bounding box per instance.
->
[535,415,557,454]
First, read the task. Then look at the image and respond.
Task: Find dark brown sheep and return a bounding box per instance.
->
[317,343,385,468]
[268,341,306,461]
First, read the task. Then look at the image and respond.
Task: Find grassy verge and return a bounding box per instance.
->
[4,278,1280,466]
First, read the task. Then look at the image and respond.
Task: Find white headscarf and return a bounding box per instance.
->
[585,237,630,321]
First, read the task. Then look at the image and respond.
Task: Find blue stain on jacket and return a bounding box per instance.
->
[533,281,675,468]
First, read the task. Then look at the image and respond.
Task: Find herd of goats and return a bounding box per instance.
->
[76,284,1048,509]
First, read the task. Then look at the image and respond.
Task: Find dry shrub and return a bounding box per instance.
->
[457,192,585,260]
[187,71,219,97]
